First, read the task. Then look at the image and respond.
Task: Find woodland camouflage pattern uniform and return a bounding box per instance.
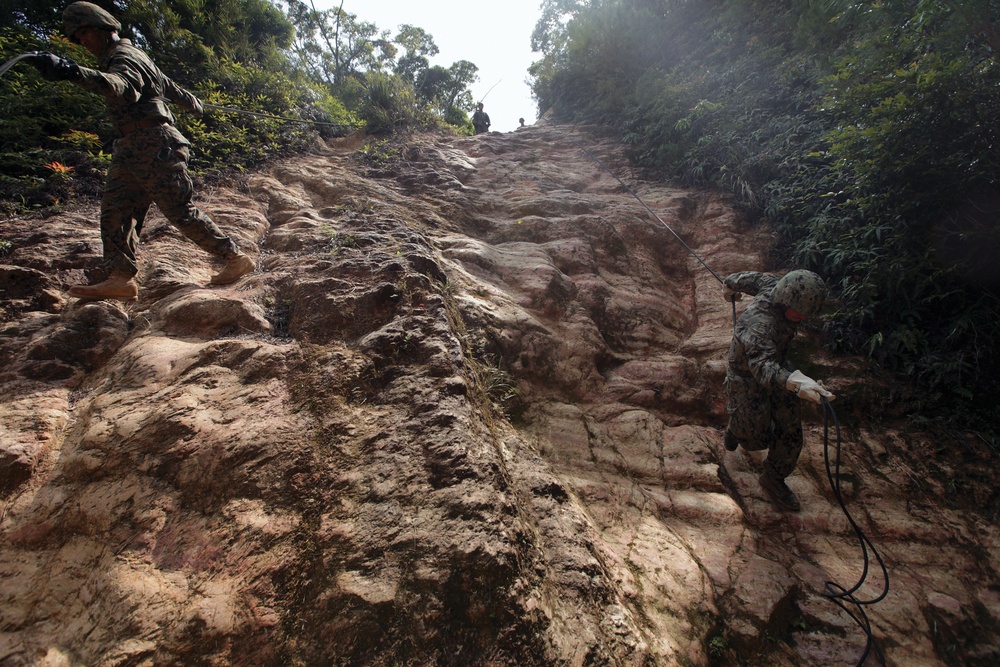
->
[723,270,827,481]
[74,38,239,278]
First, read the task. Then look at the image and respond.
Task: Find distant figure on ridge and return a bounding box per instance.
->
[472,102,491,135]
[722,270,834,512]
[518,117,526,128]
[24,1,255,301]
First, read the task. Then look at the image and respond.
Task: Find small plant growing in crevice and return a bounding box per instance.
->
[328,232,359,254]
[357,138,403,172]
[708,634,727,657]
[468,353,518,409]
[436,278,519,423]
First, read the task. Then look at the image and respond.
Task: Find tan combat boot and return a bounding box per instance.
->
[69,270,138,300]
[210,253,255,285]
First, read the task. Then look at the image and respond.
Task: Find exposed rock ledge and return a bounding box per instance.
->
[1,120,997,666]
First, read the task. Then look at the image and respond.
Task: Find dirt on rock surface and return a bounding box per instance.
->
[1,119,998,666]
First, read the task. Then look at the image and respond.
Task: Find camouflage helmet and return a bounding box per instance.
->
[771,270,827,318]
[63,2,121,42]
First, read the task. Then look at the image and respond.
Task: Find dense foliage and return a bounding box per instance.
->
[0,0,482,215]
[530,0,1000,424]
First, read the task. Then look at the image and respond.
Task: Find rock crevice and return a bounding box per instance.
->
[1,122,997,666]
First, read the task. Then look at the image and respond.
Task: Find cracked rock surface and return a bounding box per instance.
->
[1,120,998,666]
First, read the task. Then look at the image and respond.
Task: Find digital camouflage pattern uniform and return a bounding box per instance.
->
[724,271,806,481]
[73,39,238,277]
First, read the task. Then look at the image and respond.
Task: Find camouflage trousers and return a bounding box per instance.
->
[725,369,803,480]
[100,124,237,277]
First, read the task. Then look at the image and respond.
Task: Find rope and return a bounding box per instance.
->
[478,77,503,104]
[574,133,888,663]
[573,138,726,286]
[0,53,39,79]
[819,396,890,666]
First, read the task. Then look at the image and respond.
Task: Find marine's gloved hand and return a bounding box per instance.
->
[786,369,835,404]
[189,96,204,117]
[25,52,81,81]
[723,286,742,302]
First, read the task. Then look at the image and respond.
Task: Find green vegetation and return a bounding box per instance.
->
[530,0,1000,424]
[1,0,482,213]
[708,633,728,657]
[6,0,998,426]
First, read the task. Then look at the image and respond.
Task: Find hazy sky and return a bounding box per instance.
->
[318,0,545,132]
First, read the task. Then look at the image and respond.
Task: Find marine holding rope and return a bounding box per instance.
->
[722,270,835,512]
[23,2,255,300]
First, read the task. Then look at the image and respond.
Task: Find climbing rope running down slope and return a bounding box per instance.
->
[574,136,890,665]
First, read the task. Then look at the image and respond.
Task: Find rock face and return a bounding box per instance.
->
[1,121,998,666]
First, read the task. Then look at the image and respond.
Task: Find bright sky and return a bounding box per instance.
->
[326,0,545,132]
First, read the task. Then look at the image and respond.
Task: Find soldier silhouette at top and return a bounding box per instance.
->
[472,102,491,135]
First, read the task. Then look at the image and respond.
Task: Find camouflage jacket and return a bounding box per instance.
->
[74,39,201,136]
[724,271,797,391]
[472,110,490,129]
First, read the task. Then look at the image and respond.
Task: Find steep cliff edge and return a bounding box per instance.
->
[1,121,998,666]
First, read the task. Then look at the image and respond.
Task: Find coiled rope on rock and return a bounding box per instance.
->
[820,395,889,666]
[575,136,889,666]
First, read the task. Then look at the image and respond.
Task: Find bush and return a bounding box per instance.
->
[0,25,350,212]
[529,0,1000,423]
[0,29,109,212]
[359,72,440,135]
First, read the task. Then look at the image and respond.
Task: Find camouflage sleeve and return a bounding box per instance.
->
[162,76,202,114]
[739,311,793,390]
[75,61,143,106]
[724,271,778,297]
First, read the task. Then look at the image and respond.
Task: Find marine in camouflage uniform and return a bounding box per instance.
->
[26,2,254,300]
[472,103,491,135]
[722,270,833,511]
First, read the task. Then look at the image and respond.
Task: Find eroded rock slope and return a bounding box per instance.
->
[1,120,998,666]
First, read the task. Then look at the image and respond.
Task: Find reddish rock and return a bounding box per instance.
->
[0,123,996,666]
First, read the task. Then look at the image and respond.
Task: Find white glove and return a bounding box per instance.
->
[786,370,835,404]
[723,286,742,302]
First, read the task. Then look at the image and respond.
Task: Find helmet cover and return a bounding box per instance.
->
[63,2,121,42]
[771,270,827,317]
